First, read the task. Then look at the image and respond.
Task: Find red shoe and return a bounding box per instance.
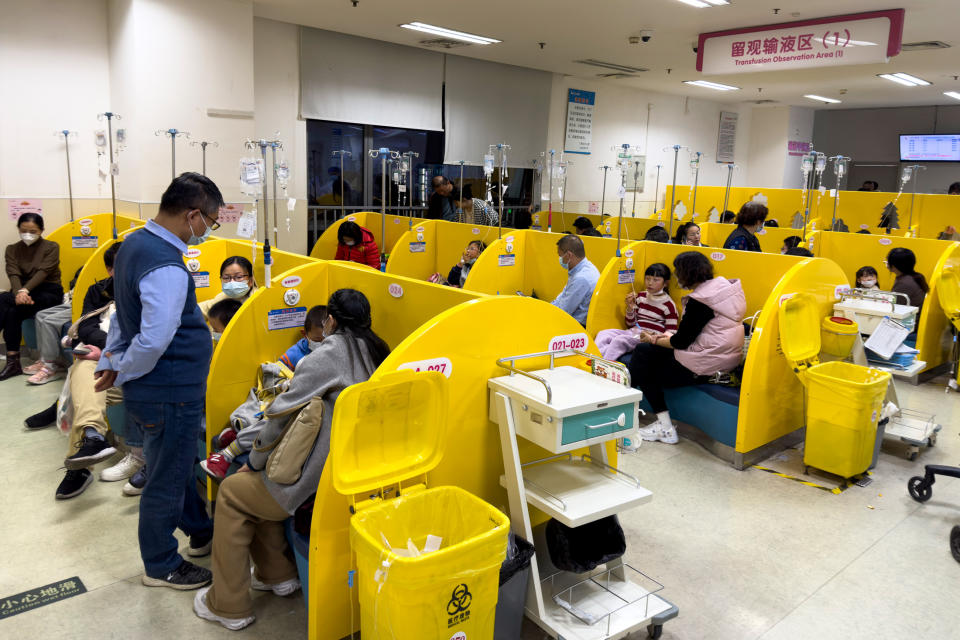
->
[215,427,237,449]
[200,453,231,481]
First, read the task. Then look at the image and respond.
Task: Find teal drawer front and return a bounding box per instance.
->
[560,403,634,445]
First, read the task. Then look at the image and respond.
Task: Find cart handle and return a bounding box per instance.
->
[495,348,632,404]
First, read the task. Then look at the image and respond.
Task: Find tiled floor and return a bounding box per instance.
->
[2,366,959,639]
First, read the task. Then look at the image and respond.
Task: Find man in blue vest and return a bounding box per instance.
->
[95,173,221,589]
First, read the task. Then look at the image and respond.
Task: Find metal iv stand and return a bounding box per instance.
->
[155,129,190,180]
[54,130,78,221]
[598,164,612,218]
[613,144,642,255]
[652,164,663,220]
[244,136,283,285]
[368,147,401,269]
[190,140,219,176]
[489,143,511,239]
[402,151,419,217]
[97,111,121,239]
[331,149,352,219]
[904,164,926,231]
[829,155,851,231]
[721,163,737,224]
[689,152,704,221]
[663,144,689,239]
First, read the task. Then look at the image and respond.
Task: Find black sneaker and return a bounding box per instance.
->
[64,436,117,470]
[55,469,93,500]
[188,530,214,558]
[142,560,212,590]
[25,402,57,429]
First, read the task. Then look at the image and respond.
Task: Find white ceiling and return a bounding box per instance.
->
[253,0,960,109]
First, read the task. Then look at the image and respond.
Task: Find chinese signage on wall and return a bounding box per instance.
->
[697,9,904,75]
[716,112,738,164]
[564,89,595,155]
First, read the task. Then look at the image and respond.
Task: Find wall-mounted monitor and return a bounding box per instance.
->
[900,134,960,162]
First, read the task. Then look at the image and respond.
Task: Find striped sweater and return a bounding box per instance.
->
[625,290,679,333]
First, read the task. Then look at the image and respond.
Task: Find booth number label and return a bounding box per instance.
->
[409,242,426,253]
[191,272,210,288]
[617,269,635,285]
[498,254,515,267]
[71,236,98,249]
[398,357,453,378]
[549,332,588,351]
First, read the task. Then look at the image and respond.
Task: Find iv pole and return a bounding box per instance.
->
[155,129,190,180]
[599,165,612,218]
[906,164,926,230]
[331,149,352,219]
[368,148,400,269]
[190,140,219,176]
[630,159,642,218]
[829,155,851,231]
[664,144,688,239]
[403,151,419,216]
[722,163,736,222]
[652,164,663,219]
[97,112,121,239]
[55,130,78,221]
[456,160,466,218]
[270,139,284,246]
[489,143,511,239]
[690,152,703,220]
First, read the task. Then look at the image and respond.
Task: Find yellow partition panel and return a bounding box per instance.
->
[914,242,960,375]
[595,216,671,244]
[737,257,849,453]
[307,296,611,640]
[462,229,527,295]
[308,211,424,260]
[46,213,144,291]
[531,210,602,233]
[700,222,812,254]
[384,220,506,283]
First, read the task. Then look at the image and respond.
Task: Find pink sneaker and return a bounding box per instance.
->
[23,361,46,375]
[200,453,231,481]
[27,366,65,385]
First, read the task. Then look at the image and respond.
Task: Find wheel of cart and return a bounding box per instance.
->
[907,465,960,503]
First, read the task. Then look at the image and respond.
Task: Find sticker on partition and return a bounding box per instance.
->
[449,632,467,640]
[388,283,404,298]
[347,216,357,222]
[409,242,426,253]
[186,248,202,258]
[834,284,852,299]
[77,218,93,226]
[710,251,726,262]
[472,228,480,235]
[818,186,826,195]
[624,249,634,258]
[283,288,301,306]
[191,271,209,288]
[624,258,634,269]
[499,254,515,267]
[398,357,453,378]
[281,275,302,288]
[549,332,588,352]
[267,306,307,330]
[505,235,515,243]
[79,225,92,237]
[860,224,869,230]
[879,238,892,245]
[186,259,201,272]
[532,226,543,231]
[506,243,514,253]
[778,293,796,307]
[657,221,665,227]
[871,410,877,423]
[71,236,98,249]
[416,232,424,241]
[618,269,635,285]
[533,214,540,224]
[393,218,401,224]
[416,226,425,232]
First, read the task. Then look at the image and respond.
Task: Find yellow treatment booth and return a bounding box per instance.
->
[306,296,614,640]
[586,241,844,467]
[699,222,811,254]
[384,220,505,283]
[809,231,960,376]
[309,211,424,261]
[46,213,144,291]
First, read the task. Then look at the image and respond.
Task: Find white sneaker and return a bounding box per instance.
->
[100,453,144,482]
[637,423,679,444]
[193,586,255,631]
[250,568,301,597]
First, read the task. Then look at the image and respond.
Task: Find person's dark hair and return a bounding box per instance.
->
[673,251,713,289]
[887,247,929,293]
[219,255,253,278]
[721,210,736,223]
[467,239,486,252]
[735,202,768,227]
[573,216,594,231]
[304,305,329,333]
[513,210,532,230]
[338,220,363,245]
[457,183,474,201]
[557,234,586,259]
[786,247,814,257]
[208,298,243,329]
[644,226,671,243]
[949,182,960,195]
[764,219,779,227]
[673,222,700,244]
[783,236,803,251]
[645,263,671,292]
[69,267,83,291]
[327,289,391,367]
[16,212,44,231]
[103,242,122,269]
[159,172,224,217]
[855,265,878,285]
[856,229,871,234]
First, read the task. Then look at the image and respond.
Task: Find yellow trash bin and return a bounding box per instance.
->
[820,316,858,358]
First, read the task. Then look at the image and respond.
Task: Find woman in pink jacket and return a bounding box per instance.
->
[626,251,746,444]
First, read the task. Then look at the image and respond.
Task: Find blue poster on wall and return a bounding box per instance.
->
[564,89,595,155]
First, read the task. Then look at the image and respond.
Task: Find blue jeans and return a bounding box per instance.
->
[126,399,213,577]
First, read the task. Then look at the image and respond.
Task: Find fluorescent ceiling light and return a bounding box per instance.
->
[675,0,711,7]
[804,94,842,104]
[575,59,648,73]
[878,72,931,87]
[399,22,500,45]
[945,91,960,101]
[704,0,731,4]
[684,80,740,91]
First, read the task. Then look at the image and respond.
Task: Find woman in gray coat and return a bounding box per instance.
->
[194,288,390,630]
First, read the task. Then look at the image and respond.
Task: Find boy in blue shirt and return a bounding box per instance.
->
[278,305,328,370]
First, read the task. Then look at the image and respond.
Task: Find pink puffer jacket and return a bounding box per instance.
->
[674,277,746,376]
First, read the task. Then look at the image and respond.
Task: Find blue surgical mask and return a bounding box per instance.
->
[188,212,213,246]
[211,331,222,342]
[559,256,569,270]
[222,280,250,299]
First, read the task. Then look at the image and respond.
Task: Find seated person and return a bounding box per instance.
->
[573,216,602,237]
[455,184,496,226]
[720,210,736,224]
[208,298,243,343]
[200,256,257,321]
[429,241,485,288]
[887,247,928,312]
[723,202,767,252]
[764,219,779,227]
[194,288,390,630]
[595,263,678,361]
[949,182,960,196]
[785,247,814,257]
[626,252,746,445]
[202,305,329,481]
[644,226,671,243]
[335,221,381,269]
[25,267,83,385]
[674,222,705,247]
[551,235,600,326]
[856,266,880,290]
[781,236,802,254]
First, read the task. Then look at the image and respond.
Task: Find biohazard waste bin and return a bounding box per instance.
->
[329,370,510,640]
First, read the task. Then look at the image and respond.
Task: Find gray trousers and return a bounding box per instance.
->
[34,303,72,364]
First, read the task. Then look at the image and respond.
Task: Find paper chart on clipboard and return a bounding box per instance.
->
[863,317,910,360]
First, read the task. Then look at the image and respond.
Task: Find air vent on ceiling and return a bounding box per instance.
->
[901,41,951,51]
[574,59,648,74]
[419,38,470,49]
[748,99,778,104]
[597,72,634,79]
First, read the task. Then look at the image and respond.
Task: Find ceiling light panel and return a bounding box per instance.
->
[683,80,739,91]
[804,94,841,104]
[945,92,960,101]
[575,59,648,73]
[399,22,500,45]
[675,0,711,7]
[878,73,931,87]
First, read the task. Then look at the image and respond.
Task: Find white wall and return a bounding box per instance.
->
[544,76,753,215]
[744,107,789,189]
[782,107,815,189]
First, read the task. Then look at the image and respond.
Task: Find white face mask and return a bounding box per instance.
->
[211,331,222,342]
[188,212,214,246]
[20,233,39,245]
[344,240,356,247]
[307,338,323,352]
[222,280,250,299]
[860,278,877,288]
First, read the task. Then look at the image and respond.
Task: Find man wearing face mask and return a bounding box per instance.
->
[94,172,221,590]
[550,234,600,326]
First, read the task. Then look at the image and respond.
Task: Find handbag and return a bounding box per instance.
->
[252,396,324,484]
